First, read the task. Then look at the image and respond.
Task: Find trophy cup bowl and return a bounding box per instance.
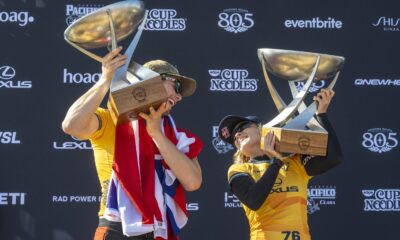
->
[258,48,345,156]
[64,1,170,125]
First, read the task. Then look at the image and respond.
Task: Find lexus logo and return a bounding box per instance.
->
[0,66,16,80]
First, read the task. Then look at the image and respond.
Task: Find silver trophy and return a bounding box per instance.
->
[64,0,169,124]
[257,48,345,156]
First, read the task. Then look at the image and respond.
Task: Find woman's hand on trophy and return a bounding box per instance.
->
[314,88,335,114]
[139,103,169,139]
[263,131,283,160]
[100,47,128,85]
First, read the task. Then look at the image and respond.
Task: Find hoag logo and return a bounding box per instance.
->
[0,11,34,26]
[65,4,101,26]
[307,186,336,214]
[218,8,254,33]
[355,78,400,86]
[53,136,92,150]
[362,128,398,153]
[295,80,326,92]
[372,17,400,32]
[63,68,101,84]
[212,126,233,154]
[363,189,400,211]
[209,69,257,91]
[0,66,32,89]
[0,131,21,144]
[285,17,343,29]
[224,192,241,208]
[145,9,186,31]
[0,193,26,205]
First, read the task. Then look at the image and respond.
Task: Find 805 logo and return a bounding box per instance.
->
[362,128,398,153]
[218,8,254,34]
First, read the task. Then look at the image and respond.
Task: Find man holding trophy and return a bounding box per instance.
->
[217,49,344,240]
[62,1,203,239]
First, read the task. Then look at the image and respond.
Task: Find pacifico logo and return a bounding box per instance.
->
[224,192,241,208]
[53,136,92,150]
[0,11,34,26]
[372,17,400,32]
[295,80,326,93]
[0,193,26,205]
[209,69,257,92]
[307,186,336,214]
[63,68,101,84]
[0,66,32,89]
[354,78,400,86]
[145,9,186,31]
[218,8,254,34]
[363,189,400,211]
[362,128,398,154]
[284,17,343,29]
[212,126,234,154]
[0,131,21,144]
[65,4,101,26]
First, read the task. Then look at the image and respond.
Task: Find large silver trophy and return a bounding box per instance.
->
[64,0,169,124]
[258,48,345,156]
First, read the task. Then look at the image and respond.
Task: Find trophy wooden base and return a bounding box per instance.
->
[261,126,328,156]
[108,77,168,125]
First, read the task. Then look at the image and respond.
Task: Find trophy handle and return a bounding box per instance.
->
[265,56,321,128]
[107,9,118,51]
[64,37,103,62]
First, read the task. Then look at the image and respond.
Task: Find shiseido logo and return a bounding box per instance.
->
[63,68,101,84]
[354,78,400,86]
[53,136,92,150]
[363,189,400,211]
[218,8,254,33]
[372,17,400,32]
[65,4,101,26]
[0,66,32,89]
[132,87,146,102]
[295,80,326,92]
[145,9,186,31]
[307,186,336,214]
[212,126,233,154]
[209,69,257,92]
[0,193,26,205]
[0,11,34,27]
[285,17,343,29]
[362,128,398,153]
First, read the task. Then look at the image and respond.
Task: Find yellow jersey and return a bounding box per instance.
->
[228,155,312,240]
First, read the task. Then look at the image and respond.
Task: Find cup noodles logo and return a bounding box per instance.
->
[372,17,400,32]
[0,11,34,27]
[145,9,186,31]
[65,4,102,26]
[363,189,400,211]
[209,69,258,91]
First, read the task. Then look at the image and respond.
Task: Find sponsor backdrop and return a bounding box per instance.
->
[1,0,399,239]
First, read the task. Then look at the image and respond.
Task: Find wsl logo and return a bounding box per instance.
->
[209,69,257,92]
[53,136,92,150]
[284,17,343,29]
[218,9,254,34]
[362,128,398,154]
[212,126,233,154]
[224,192,241,208]
[0,131,21,144]
[372,17,400,32]
[0,66,32,89]
[295,80,326,93]
[363,189,400,211]
[0,11,34,27]
[65,4,101,26]
[145,9,186,31]
[307,186,336,214]
[63,68,101,84]
[355,78,400,86]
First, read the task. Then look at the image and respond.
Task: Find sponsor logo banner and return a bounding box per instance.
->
[224,192,241,208]
[0,11,34,26]
[53,136,92,150]
[307,186,336,214]
[0,66,32,89]
[186,202,199,211]
[363,189,400,211]
[63,68,101,84]
[284,17,343,29]
[145,9,186,31]
[0,131,21,144]
[212,126,234,154]
[362,128,398,153]
[0,193,26,205]
[65,4,101,26]
[52,195,101,203]
[372,17,400,32]
[218,8,254,33]
[354,78,400,86]
[209,69,257,91]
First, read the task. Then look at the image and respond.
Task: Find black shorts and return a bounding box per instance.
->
[94,219,154,240]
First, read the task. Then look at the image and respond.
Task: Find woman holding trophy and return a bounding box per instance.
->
[217,88,343,240]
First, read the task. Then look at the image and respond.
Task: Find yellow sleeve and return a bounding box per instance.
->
[227,163,250,184]
[89,108,113,141]
[290,154,313,181]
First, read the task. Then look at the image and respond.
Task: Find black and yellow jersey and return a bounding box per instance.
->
[228,155,312,240]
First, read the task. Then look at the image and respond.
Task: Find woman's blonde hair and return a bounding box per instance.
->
[232,123,262,164]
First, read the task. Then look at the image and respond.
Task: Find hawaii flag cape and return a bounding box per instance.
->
[104,115,203,240]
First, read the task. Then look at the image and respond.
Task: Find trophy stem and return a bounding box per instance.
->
[265,56,321,128]
[107,9,118,51]
[64,37,103,62]
[259,54,286,112]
